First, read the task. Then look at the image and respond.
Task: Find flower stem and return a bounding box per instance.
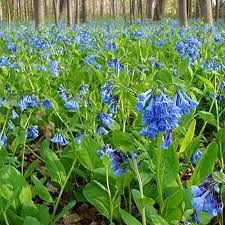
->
[133,158,146,225]
[106,166,113,223]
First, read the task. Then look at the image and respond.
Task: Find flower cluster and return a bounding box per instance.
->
[97,145,130,176]
[84,55,101,70]
[175,37,202,64]
[100,80,118,114]
[51,133,69,146]
[26,125,39,139]
[107,59,124,73]
[202,57,225,72]
[136,89,198,149]
[191,175,223,223]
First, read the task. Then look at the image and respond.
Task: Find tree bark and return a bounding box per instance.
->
[81,0,87,23]
[138,0,143,20]
[34,0,44,28]
[199,0,213,26]
[216,0,220,20]
[53,0,60,26]
[179,0,188,27]
[67,0,72,26]
[112,0,115,18]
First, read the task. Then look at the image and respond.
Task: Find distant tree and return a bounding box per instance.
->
[138,0,143,20]
[53,0,60,25]
[112,0,115,18]
[81,0,87,22]
[179,0,188,27]
[100,0,103,19]
[67,0,72,26]
[199,0,213,25]
[216,0,220,20]
[34,0,44,28]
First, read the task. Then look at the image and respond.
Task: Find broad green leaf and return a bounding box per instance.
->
[23,217,41,225]
[187,142,219,187]
[83,182,110,219]
[31,175,53,203]
[179,119,196,154]
[119,209,142,225]
[112,131,135,151]
[41,150,66,187]
[154,69,172,85]
[150,215,169,225]
[198,111,216,126]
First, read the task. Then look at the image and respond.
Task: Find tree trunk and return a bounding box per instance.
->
[216,0,220,20]
[92,0,95,19]
[100,0,103,19]
[179,0,188,27]
[112,0,115,18]
[81,0,87,23]
[138,0,143,20]
[199,0,213,25]
[131,0,135,20]
[34,0,44,28]
[67,0,72,26]
[53,0,60,26]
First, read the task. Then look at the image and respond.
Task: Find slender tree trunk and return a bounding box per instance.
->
[216,0,220,20]
[196,0,199,18]
[75,0,80,24]
[130,0,133,23]
[131,0,135,20]
[100,0,103,19]
[53,0,60,26]
[81,0,87,23]
[179,0,188,27]
[34,0,44,29]
[67,0,72,26]
[6,0,11,29]
[120,0,127,22]
[92,0,95,19]
[112,0,115,18]
[138,0,143,20]
[199,0,213,25]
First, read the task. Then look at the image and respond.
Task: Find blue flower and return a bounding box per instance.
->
[96,125,108,135]
[74,132,84,144]
[149,57,161,69]
[135,89,152,112]
[97,113,114,129]
[42,100,52,109]
[11,109,18,119]
[58,85,68,102]
[161,131,173,149]
[79,84,89,96]
[0,132,7,147]
[49,60,59,77]
[17,95,39,111]
[191,150,203,165]
[64,99,80,110]
[107,59,124,73]
[104,41,116,50]
[97,145,129,176]
[26,125,39,139]
[51,133,69,146]
[191,175,223,221]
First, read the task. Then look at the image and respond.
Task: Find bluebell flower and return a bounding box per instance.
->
[107,59,124,73]
[17,95,39,111]
[155,39,165,47]
[97,113,114,129]
[161,131,173,149]
[26,125,39,139]
[64,99,80,110]
[104,41,116,51]
[84,55,101,70]
[131,31,144,39]
[79,84,89,96]
[58,85,68,102]
[97,145,129,176]
[100,81,113,103]
[51,133,69,146]
[192,211,201,224]
[220,81,225,90]
[0,97,8,108]
[0,57,10,67]
[96,125,108,135]
[191,149,203,165]
[0,132,7,147]
[135,89,152,112]
[49,60,59,77]
[174,91,198,115]
[7,121,14,130]
[209,93,222,103]
[74,132,83,144]
[191,175,223,222]
[149,57,161,69]
[11,110,18,120]
[42,100,52,109]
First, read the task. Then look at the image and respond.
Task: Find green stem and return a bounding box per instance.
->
[2,210,9,225]
[106,166,113,223]
[51,159,76,225]
[133,159,146,225]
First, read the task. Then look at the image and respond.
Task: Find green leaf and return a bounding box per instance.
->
[197,75,214,90]
[154,69,172,85]
[150,215,169,225]
[119,209,142,225]
[112,131,135,151]
[83,182,110,219]
[179,119,196,154]
[198,111,216,126]
[187,142,219,187]
[212,172,225,184]
[24,160,38,179]
[23,217,41,225]
[31,175,53,203]
[41,150,66,187]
